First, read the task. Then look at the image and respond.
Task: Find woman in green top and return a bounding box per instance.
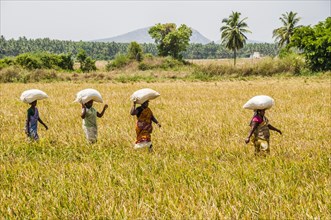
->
[81,100,108,143]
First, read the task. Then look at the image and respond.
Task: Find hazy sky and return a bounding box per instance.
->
[1,0,330,43]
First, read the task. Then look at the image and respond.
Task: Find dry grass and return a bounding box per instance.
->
[188,58,266,66]
[91,58,266,71]
[0,78,330,218]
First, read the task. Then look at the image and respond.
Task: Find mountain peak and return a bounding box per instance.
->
[94,27,211,44]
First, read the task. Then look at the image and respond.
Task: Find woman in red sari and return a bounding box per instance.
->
[130,100,161,152]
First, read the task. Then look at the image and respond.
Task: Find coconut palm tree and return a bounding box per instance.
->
[273,11,301,48]
[220,11,251,66]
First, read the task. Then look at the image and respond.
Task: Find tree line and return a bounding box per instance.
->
[0,36,278,60]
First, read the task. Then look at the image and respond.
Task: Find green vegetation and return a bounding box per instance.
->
[289,17,331,71]
[1,55,323,83]
[127,41,143,62]
[0,36,130,60]
[0,52,74,71]
[138,56,186,71]
[149,23,192,60]
[272,11,301,48]
[105,53,130,70]
[0,36,279,60]
[0,57,15,69]
[220,11,251,65]
[105,42,188,72]
[76,49,97,72]
[0,14,329,79]
[106,42,144,71]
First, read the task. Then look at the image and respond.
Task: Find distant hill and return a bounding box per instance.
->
[94,27,211,44]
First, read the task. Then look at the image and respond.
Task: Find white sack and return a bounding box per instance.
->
[243,95,275,110]
[20,89,48,103]
[134,142,152,149]
[74,88,103,104]
[130,88,160,104]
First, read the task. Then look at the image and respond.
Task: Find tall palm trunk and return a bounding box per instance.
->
[220,11,251,66]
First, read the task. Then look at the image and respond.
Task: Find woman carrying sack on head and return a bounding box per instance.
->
[245,109,282,156]
[243,95,282,156]
[81,100,108,143]
[130,100,161,152]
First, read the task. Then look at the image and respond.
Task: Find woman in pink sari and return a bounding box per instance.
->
[245,109,282,156]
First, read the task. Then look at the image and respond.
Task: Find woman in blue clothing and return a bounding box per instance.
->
[25,100,48,141]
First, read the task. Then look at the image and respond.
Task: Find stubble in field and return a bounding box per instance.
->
[0,78,330,218]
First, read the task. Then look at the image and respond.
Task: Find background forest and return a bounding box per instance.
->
[0,36,278,60]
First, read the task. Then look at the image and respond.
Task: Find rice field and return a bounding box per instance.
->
[0,77,330,219]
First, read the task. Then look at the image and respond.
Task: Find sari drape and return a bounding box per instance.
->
[135,107,153,144]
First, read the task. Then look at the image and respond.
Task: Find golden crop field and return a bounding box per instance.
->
[0,78,330,219]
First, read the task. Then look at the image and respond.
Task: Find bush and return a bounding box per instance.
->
[137,56,185,71]
[8,53,74,71]
[0,57,15,70]
[160,57,184,69]
[37,53,74,70]
[254,58,278,76]
[16,54,42,70]
[278,53,306,75]
[81,57,97,72]
[0,67,21,82]
[144,53,154,58]
[138,62,150,71]
[106,53,130,70]
[58,54,74,70]
[127,42,143,62]
[39,53,62,69]
[106,54,186,71]
[0,67,60,83]
[76,49,97,72]
[28,69,59,82]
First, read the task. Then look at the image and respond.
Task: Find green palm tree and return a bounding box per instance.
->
[273,11,301,48]
[220,11,251,66]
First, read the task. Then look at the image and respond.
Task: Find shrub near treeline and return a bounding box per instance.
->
[0,52,74,83]
[0,52,74,70]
